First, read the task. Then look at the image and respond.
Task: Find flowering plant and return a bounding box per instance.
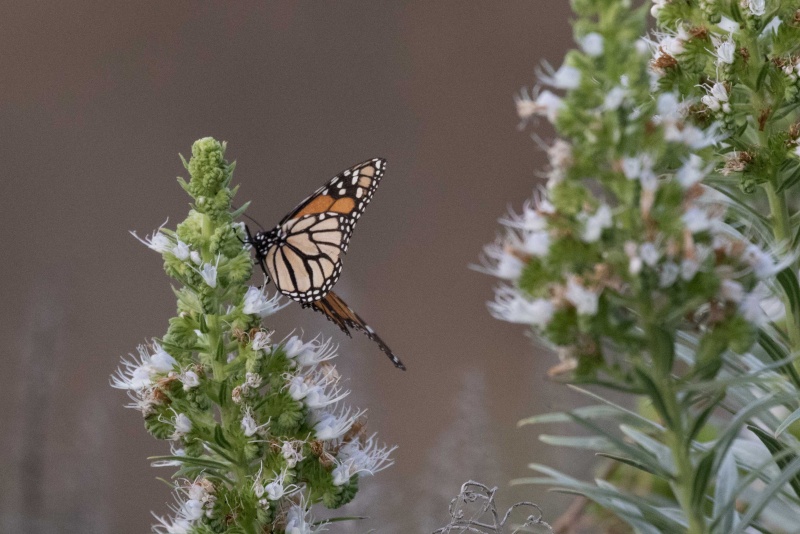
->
[481,1,800,532]
[113,138,394,533]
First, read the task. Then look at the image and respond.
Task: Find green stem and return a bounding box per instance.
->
[765,182,800,358]
[643,318,706,533]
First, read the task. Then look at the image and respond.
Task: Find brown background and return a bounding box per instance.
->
[0,2,589,532]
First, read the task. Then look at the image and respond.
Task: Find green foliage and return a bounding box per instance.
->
[114,138,395,533]
[482,1,800,532]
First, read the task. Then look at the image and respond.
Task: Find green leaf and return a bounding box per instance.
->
[539,434,615,451]
[619,425,675,476]
[777,268,800,322]
[691,451,715,510]
[687,391,725,443]
[518,405,622,426]
[596,452,660,476]
[747,425,800,499]
[757,330,800,389]
[633,367,674,428]
[712,448,739,533]
[775,405,800,438]
[732,455,800,534]
[777,160,800,194]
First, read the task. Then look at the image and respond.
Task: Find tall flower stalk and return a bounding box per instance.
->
[113,138,394,534]
[482,1,800,532]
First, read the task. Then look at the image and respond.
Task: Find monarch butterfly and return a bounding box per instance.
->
[247,158,405,370]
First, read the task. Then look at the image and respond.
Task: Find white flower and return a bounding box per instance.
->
[516,89,563,124]
[701,82,731,114]
[516,230,551,257]
[640,242,661,267]
[717,16,740,34]
[650,0,669,17]
[580,204,613,243]
[283,335,338,367]
[241,406,268,438]
[331,434,397,486]
[173,413,193,438]
[500,199,548,232]
[579,32,604,56]
[130,220,172,253]
[150,343,178,372]
[741,244,791,279]
[245,372,263,389]
[622,153,656,184]
[565,278,599,316]
[720,279,745,303]
[251,330,272,351]
[173,240,191,261]
[199,260,218,288]
[539,63,581,89]
[181,499,204,521]
[181,370,200,390]
[713,35,736,66]
[603,86,627,111]
[682,207,711,233]
[281,440,305,468]
[243,285,288,317]
[303,380,350,410]
[264,467,299,501]
[190,251,202,265]
[746,0,766,16]
[547,139,573,180]
[488,286,554,327]
[740,292,766,325]
[474,240,525,280]
[312,407,366,441]
[677,154,709,188]
[111,342,177,392]
[285,497,327,534]
[660,262,680,288]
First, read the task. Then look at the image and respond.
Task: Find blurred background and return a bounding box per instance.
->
[0,2,588,532]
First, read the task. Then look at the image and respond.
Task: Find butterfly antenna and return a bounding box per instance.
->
[240,210,267,232]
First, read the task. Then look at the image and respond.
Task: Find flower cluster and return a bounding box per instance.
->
[114,138,394,533]
[481,1,800,532]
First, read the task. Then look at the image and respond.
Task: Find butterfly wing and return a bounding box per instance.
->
[253,158,403,369]
[259,158,386,302]
[279,157,386,242]
[309,290,405,370]
[263,212,348,302]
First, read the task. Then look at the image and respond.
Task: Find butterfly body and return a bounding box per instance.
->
[249,158,405,370]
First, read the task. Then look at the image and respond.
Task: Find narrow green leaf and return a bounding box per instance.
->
[709,447,798,531]
[757,330,800,388]
[632,367,674,428]
[687,391,724,443]
[214,424,232,449]
[619,425,675,476]
[148,455,230,470]
[596,452,659,476]
[777,268,800,320]
[777,161,800,193]
[713,448,738,533]
[748,425,800,498]
[567,385,664,430]
[775,405,800,437]
[230,201,251,220]
[539,434,614,451]
[691,451,715,510]
[518,405,620,426]
[569,415,670,477]
[732,455,800,534]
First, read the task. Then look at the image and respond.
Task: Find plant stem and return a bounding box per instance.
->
[643,317,706,533]
[765,182,800,358]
